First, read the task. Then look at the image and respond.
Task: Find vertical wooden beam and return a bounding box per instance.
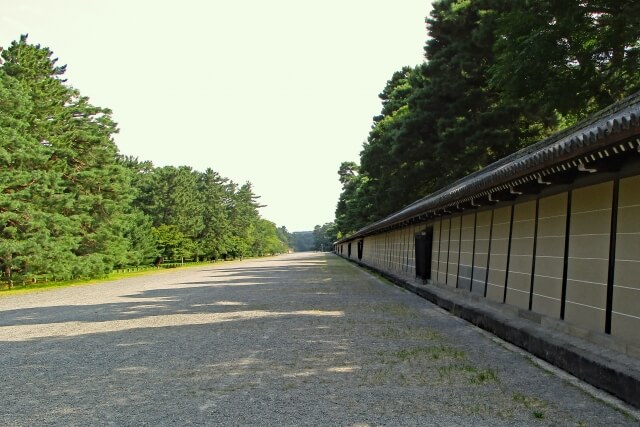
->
[445,217,453,285]
[605,179,620,334]
[484,209,495,298]
[456,216,464,288]
[469,212,478,293]
[560,190,573,320]
[436,220,442,280]
[503,205,515,304]
[529,198,540,311]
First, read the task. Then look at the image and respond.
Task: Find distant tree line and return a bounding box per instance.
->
[312,223,338,251]
[0,35,289,285]
[335,0,640,237]
[274,223,338,253]
[291,231,315,252]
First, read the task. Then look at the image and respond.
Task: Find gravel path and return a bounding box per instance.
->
[0,252,637,426]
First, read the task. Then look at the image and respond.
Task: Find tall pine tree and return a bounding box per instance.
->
[2,35,133,278]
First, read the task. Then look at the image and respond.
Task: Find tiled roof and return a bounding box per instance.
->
[338,91,640,243]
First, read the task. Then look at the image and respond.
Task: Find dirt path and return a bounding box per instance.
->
[0,253,636,426]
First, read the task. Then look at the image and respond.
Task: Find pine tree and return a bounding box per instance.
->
[227,182,262,259]
[2,35,134,278]
[491,0,640,124]
[0,69,56,284]
[197,168,231,260]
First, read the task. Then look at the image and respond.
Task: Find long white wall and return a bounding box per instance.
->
[337,177,640,346]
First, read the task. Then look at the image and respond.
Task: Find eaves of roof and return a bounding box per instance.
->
[336,91,640,244]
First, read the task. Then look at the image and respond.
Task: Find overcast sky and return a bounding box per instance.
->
[1,0,431,232]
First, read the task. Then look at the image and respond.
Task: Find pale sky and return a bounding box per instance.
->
[1,0,431,231]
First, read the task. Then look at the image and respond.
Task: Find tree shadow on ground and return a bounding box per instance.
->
[0,255,339,328]
[0,254,385,425]
[0,253,633,426]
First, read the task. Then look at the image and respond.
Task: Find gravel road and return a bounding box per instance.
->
[0,252,637,426]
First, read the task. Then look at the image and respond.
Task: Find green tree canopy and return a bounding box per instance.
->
[1,35,133,279]
[0,35,292,284]
[334,0,640,238]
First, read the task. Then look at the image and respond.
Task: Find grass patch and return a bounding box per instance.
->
[0,270,153,296]
[366,367,394,385]
[532,410,545,419]
[437,363,499,385]
[512,392,549,419]
[0,260,220,296]
[395,347,432,360]
[438,363,475,380]
[375,302,414,317]
[427,345,466,360]
[469,368,499,384]
[393,345,466,362]
[380,326,441,341]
